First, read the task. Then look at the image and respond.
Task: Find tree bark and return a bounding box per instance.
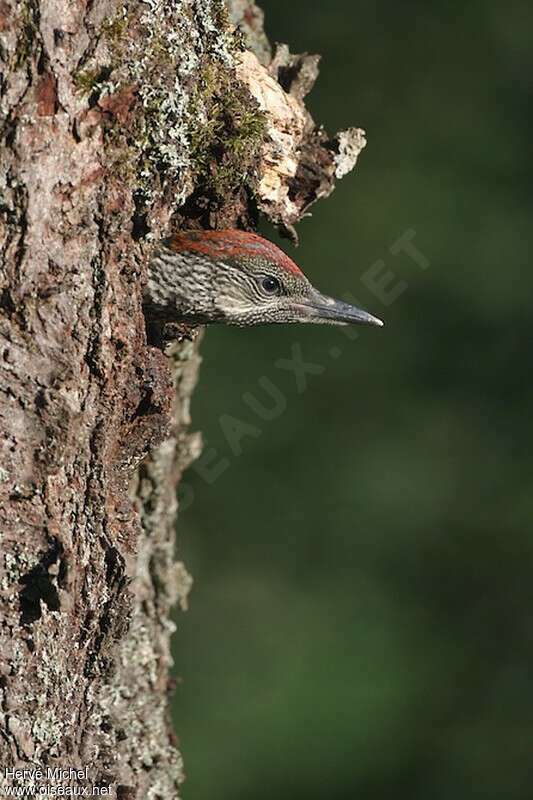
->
[0,1,366,795]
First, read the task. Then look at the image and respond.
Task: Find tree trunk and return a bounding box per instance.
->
[0,1,366,795]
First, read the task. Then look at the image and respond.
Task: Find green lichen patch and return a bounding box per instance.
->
[187,59,267,200]
[14,0,39,68]
[101,11,129,47]
[72,66,112,96]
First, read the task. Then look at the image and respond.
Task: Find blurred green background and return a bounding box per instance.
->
[172,2,533,798]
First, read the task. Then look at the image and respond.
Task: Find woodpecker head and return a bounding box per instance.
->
[146,230,383,329]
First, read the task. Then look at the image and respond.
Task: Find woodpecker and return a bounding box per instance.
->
[144,229,384,330]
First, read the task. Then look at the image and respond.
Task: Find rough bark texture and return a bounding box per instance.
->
[0,1,365,795]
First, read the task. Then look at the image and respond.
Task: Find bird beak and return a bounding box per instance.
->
[295,290,384,327]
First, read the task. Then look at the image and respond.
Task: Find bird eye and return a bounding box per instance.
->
[260,276,281,295]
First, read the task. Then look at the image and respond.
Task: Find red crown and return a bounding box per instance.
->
[168,230,304,276]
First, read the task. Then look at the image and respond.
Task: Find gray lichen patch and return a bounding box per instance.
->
[89,568,187,792]
[228,0,272,65]
[331,127,367,179]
